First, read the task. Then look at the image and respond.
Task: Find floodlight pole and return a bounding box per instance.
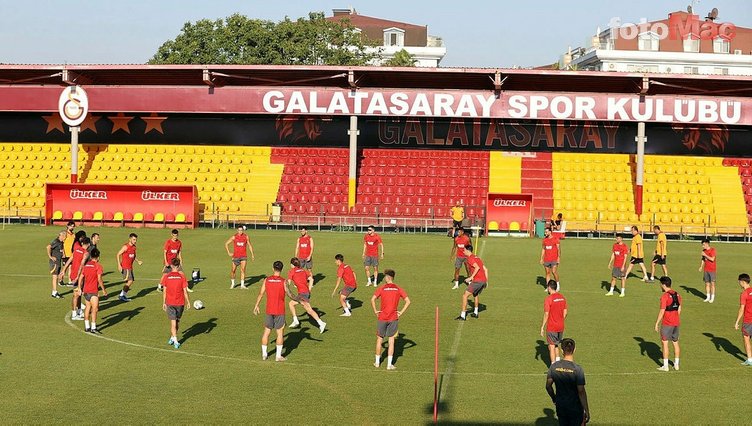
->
[70,126,79,183]
[635,121,646,216]
[347,115,359,211]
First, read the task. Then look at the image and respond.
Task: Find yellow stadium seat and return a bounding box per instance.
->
[509,221,521,231]
[175,213,186,222]
[72,211,83,220]
[93,212,103,221]
[133,212,144,221]
[154,213,165,222]
[113,212,124,221]
[52,210,63,220]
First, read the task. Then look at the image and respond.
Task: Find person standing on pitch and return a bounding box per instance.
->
[606,235,628,297]
[80,248,107,333]
[541,280,568,365]
[62,236,90,319]
[363,226,383,286]
[371,269,411,370]
[545,338,590,426]
[540,227,561,290]
[456,245,488,320]
[254,260,293,362]
[649,225,668,282]
[46,231,67,299]
[295,227,315,288]
[332,254,358,317]
[159,229,185,292]
[624,226,649,282]
[162,258,190,349]
[734,273,752,366]
[287,257,326,333]
[225,225,255,289]
[61,221,76,285]
[654,276,681,371]
[450,227,471,290]
[116,233,142,302]
[700,238,717,303]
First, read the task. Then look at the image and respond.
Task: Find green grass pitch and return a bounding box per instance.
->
[1,225,750,424]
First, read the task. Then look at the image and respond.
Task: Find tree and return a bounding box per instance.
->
[149,12,378,65]
[382,49,417,67]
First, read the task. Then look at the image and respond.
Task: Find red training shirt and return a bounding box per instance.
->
[703,248,717,272]
[81,260,103,294]
[337,263,357,288]
[364,233,382,257]
[297,235,312,259]
[121,243,137,269]
[287,268,311,295]
[374,283,408,322]
[454,234,471,259]
[660,290,682,326]
[233,234,248,258]
[612,243,628,268]
[740,288,752,323]
[161,271,188,306]
[70,245,87,280]
[544,293,567,332]
[542,236,559,263]
[466,255,487,282]
[164,239,182,264]
[264,275,287,315]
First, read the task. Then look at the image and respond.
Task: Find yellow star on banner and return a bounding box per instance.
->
[142,113,167,134]
[108,112,134,134]
[79,115,102,134]
[42,114,65,134]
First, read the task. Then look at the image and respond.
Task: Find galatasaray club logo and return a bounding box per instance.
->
[58,86,89,127]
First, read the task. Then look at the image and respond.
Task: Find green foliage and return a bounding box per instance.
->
[149,12,378,65]
[383,49,417,67]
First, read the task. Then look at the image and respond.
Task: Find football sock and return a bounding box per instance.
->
[292,315,298,322]
[663,358,669,368]
[52,291,56,296]
[85,320,90,329]
[674,358,679,368]
[387,356,393,366]
[747,358,752,363]
[72,309,77,317]
[556,282,560,291]
[609,286,614,292]
[555,357,561,362]
[261,345,268,357]
[91,322,96,330]
[621,288,626,295]
[473,306,478,315]
[231,279,235,286]
[344,308,351,314]
[460,311,466,319]
[375,355,381,365]
[454,280,459,286]
[276,345,283,358]
[120,290,126,297]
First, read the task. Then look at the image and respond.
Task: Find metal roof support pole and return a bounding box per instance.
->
[635,121,646,216]
[347,115,360,211]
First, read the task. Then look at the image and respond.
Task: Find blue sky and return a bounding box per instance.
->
[0,0,749,67]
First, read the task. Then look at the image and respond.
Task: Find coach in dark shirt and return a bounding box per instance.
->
[545,338,590,425]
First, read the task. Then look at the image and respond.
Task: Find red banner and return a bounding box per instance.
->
[45,183,198,227]
[485,193,534,234]
[0,86,749,125]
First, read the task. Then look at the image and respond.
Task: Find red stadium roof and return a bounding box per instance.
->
[1,64,751,96]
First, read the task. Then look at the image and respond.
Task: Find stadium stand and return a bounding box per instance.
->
[1,142,749,233]
[553,153,636,227]
[352,149,489,221]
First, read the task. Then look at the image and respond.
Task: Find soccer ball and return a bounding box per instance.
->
[193,300,204,310]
